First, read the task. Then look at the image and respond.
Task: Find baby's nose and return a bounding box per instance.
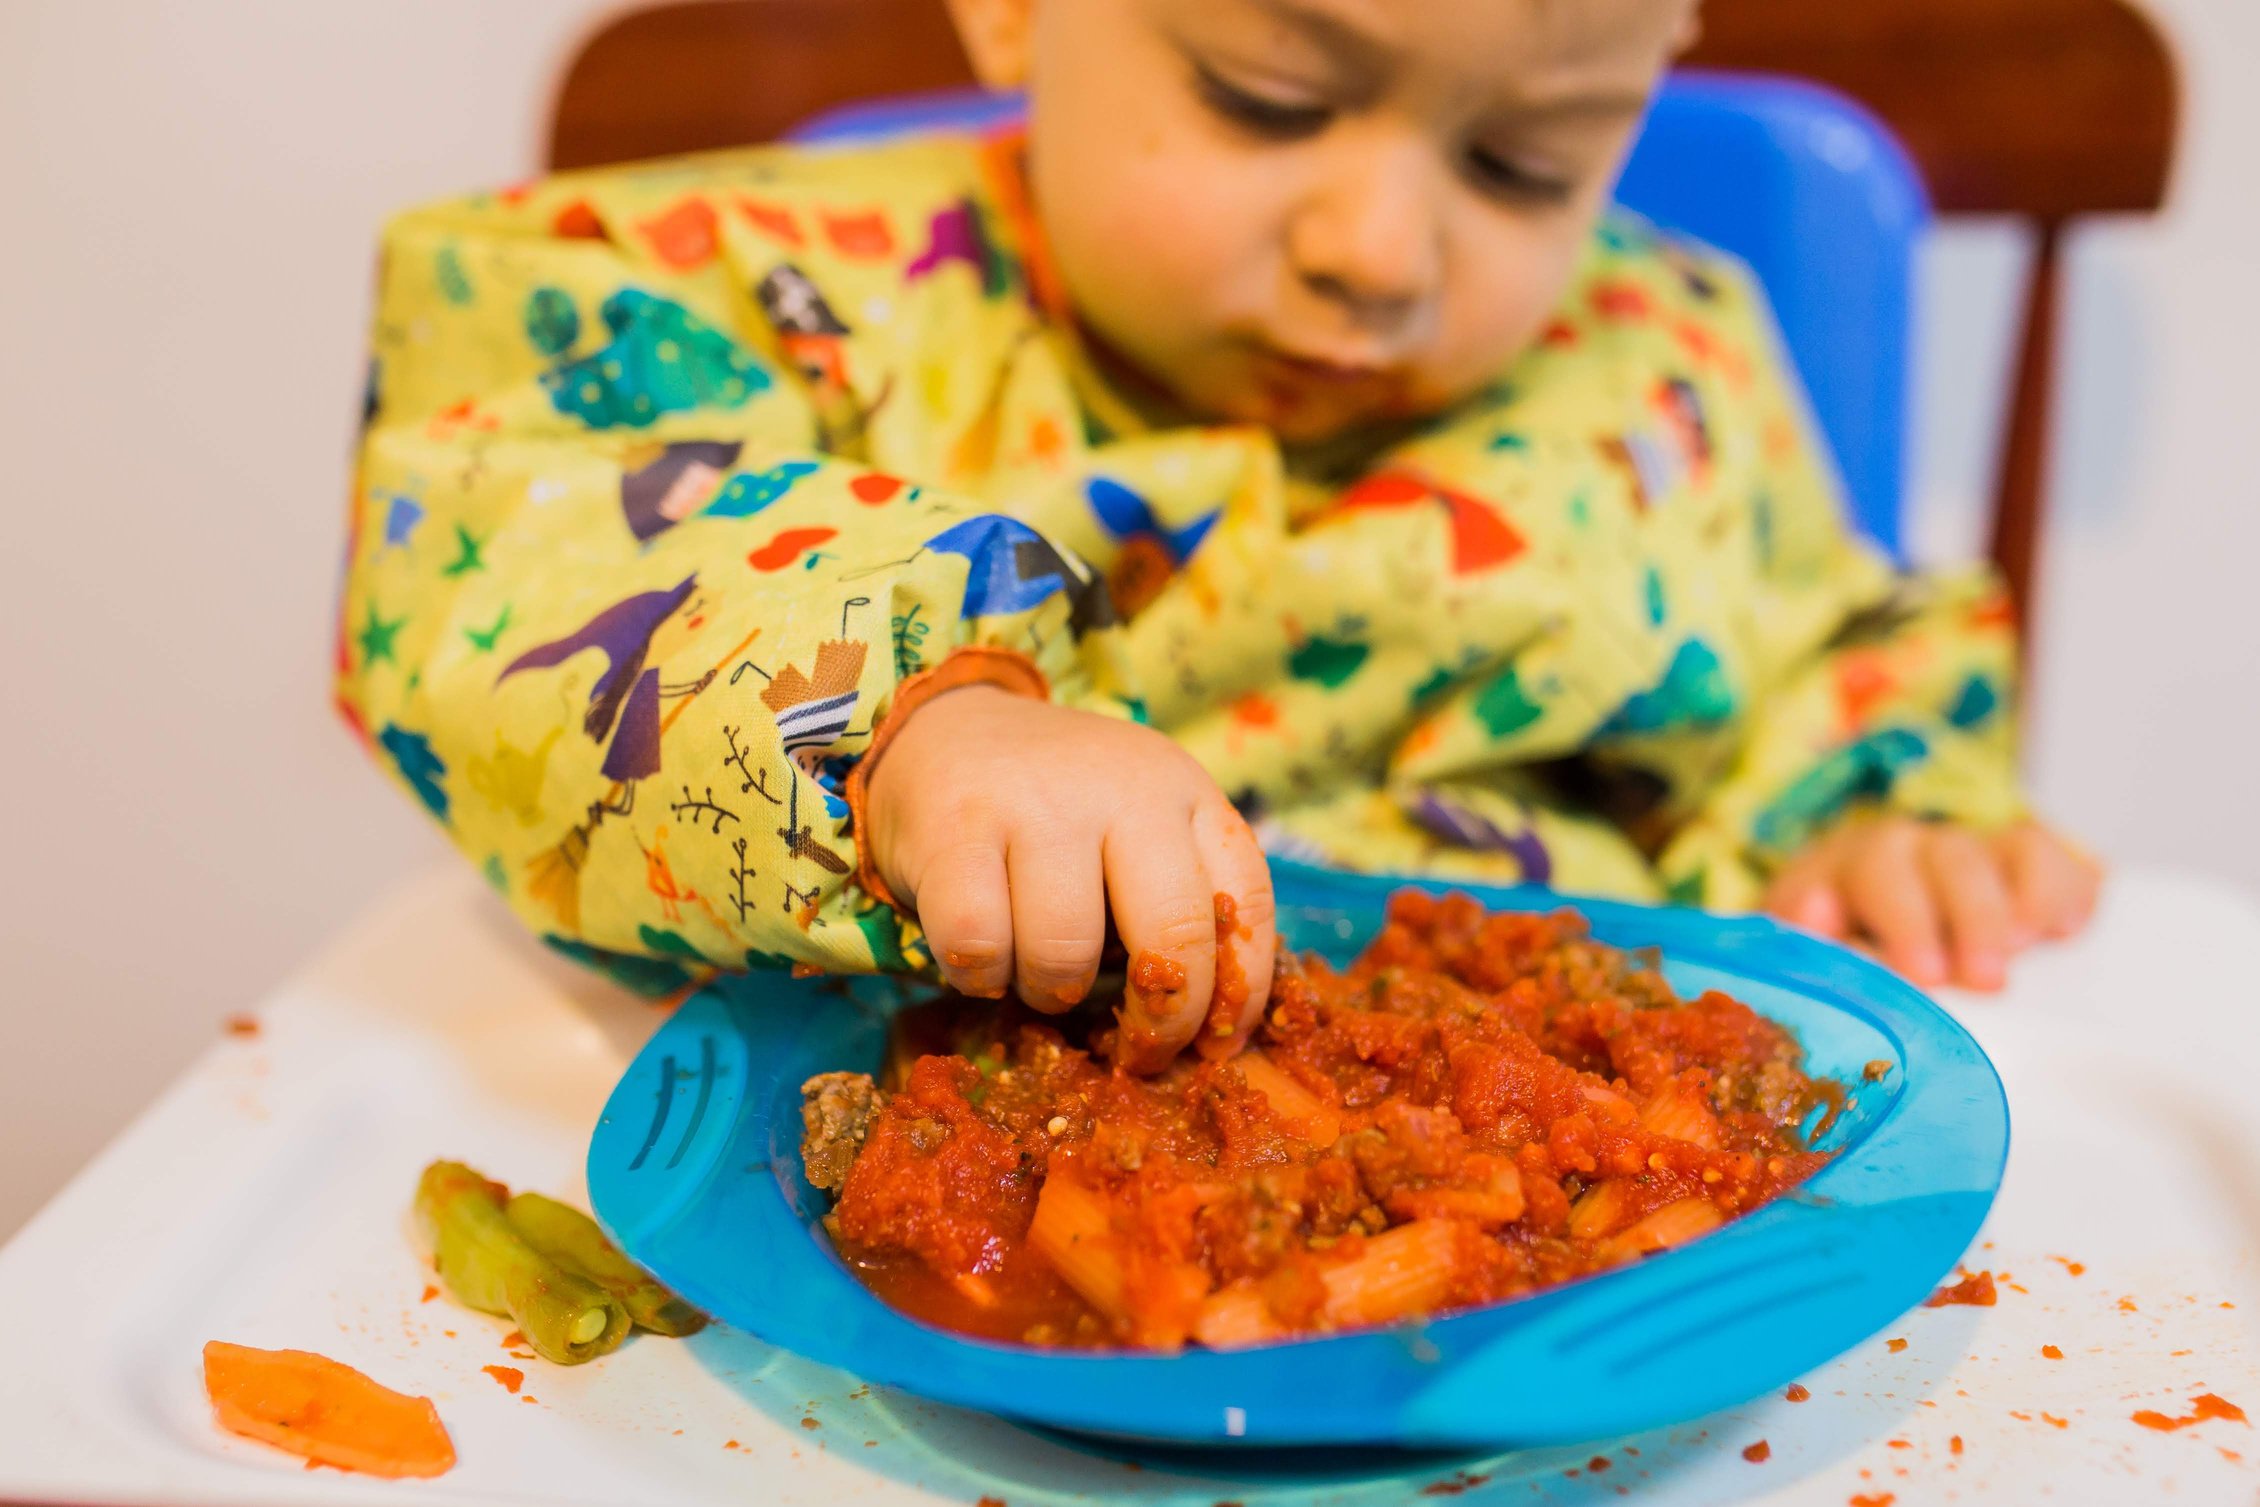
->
[1288,145,1443,324]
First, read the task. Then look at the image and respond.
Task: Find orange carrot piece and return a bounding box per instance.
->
[203,1341,455,1478]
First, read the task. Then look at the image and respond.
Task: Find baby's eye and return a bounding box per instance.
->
[1465,145,1575,207]
[1194,64,1333,140]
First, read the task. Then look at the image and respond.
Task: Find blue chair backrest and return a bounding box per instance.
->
[794,72,1928,556]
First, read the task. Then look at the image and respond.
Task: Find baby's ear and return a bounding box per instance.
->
[945,0,1039,89]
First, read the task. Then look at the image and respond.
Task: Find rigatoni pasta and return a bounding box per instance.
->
[803,890,1841,1351]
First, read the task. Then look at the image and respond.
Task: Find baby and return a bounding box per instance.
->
[341,0,2097,1067]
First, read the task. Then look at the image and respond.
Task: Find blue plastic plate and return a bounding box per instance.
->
[589,861,2007,1449]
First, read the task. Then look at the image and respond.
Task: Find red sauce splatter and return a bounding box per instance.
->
[1887,1438,1911,1449]
[2009,1412,2032,1422]
[419,1284,439,1303]
[1421,1473,1492,1496]
[723,1440,742,1451]
[481,1365,523,1394]
[1849,1495,1896,1507]
[975,1498,1006,1507]
[2133,1394,2247,1432]
[1950,1435,1964,1455]
[1786,1383,1811,1402]
[2042,1344,2063,1360]
[1743,1441,1771,1463]
[224,1015,261,1037]
[2048,1255,2086,1276]
[500,1330,526,1349]
[2222,1448,2243,1463]
[1887,1338,1908,1353]
[2118,1296,2139,1313]
[1129,950,1189,995]
[519,1394,538,1405]
[2042,1413,2068,1429]
[1587,1456,1611,1473]
[1924,1271,1997,1307]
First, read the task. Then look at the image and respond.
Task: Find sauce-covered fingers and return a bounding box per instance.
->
[1102,819,1218,1074]
[1191,798,1276,1060]
[1006,834,1104,1012]
[1841,820,1948,986]
[1922,826,2012,989]
[910,839,1014,999]
[1997,822,2102,940]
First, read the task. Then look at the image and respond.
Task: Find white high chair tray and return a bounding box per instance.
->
[1,865,2255,1507]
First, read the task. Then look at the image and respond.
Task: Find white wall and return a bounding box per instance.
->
[0,0,618,1238]
[2,0,2254,1241]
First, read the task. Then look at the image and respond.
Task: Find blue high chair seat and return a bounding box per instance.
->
[792,72,1929,557]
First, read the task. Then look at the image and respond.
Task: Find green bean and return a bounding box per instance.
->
[413,1161,631,1365]
[504,1191,708,1337]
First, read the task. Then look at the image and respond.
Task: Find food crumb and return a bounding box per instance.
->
[1887,1338,1907,1353]
[800,1416,820,1431]
[723,1440,741,1451]
[225,1014,261,1037]
[1849,1494,1895,1507]
[2042,1344,2063,1360]
[1785,1383,1811,1402]
[1950,1435,1964,1455]
[2043,1413,2069,1428]
[2132,1394,2246,1432]
[501,1329,526,1349]
[2118,1296,2139,1313]
[519,1394,538,1405]
[2048,1255,2086,1277]
[1924,1271,1997,1307]
[976,1498,1006,1507]
[481,1365,523,1395]
[1861,1059,1891,1082]
[1743,1440,1771,1463]
[1587,1456,1610,1473]
[1887,1438,1910,1449]
[865,1440,877,1447]
[420,1284,439,1304]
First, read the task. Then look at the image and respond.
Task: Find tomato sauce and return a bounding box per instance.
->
[808,890,1840,1350]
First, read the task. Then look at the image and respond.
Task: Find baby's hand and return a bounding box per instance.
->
[1763,815,2102,991]
[863,685,1276,1070]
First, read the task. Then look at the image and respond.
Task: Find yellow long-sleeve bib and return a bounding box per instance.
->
[340,129,2021,994]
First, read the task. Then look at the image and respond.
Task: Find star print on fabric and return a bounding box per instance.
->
[464,604,512,653]
[358,601,406,666]
[382,493,424,549]
[440,523,487,578]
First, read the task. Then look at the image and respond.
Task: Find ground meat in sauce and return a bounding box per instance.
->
[802,889,1842,1350]
[799,1071,887,1192]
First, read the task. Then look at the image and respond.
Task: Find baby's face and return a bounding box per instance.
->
[964,0,1692,442]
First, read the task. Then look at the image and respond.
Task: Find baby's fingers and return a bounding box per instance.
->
[1763,841,1849,938]
[1104,819,1218,1074]
[1998,822,2102,940]
[1007,833,1104,1012]
[1924,827,2013,990]
[1192,798,1276,1061]
[914,839,1014,999]
[1842,821,1949,987]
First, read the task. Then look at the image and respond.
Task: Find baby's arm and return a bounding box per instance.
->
[860,684,1275,1071]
